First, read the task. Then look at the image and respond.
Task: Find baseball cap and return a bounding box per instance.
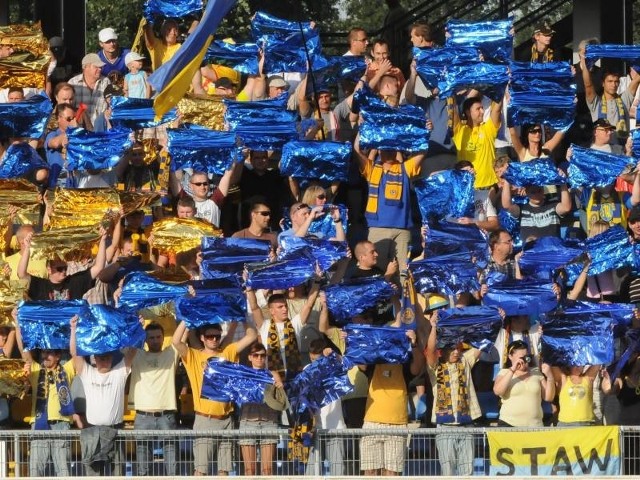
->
[215,77,236,90]
[593,119,615,130]
[81,53,105,67]
[425,294,448,312]
[534,22,555,36]
[98,27,118,43]
[629,206,640,223]
[267,75,290,90]
[49,36,64,48]
[124,51,145,65]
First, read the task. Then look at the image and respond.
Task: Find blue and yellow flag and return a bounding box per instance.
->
[148,0,237,120]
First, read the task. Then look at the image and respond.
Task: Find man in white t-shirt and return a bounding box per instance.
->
[129,322,179,476]
[70,316,136,476]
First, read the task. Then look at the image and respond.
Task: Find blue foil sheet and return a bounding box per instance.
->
[507,62,576,130]
[584,44,640,69]
[425,221,489,263]
[204,41,259,75]
[287,353,352,414]
[75,304,146,356]
[560,300,634,338]
[632,129,640,157]
[190,277,243,295]
[280,140,351,182]
[323,277,395,322]
[251,11,314,37]
[278,236,348,271]
[497,209,522,249]
[0,93,52,139]
[438,61,509,101]
[118,271,189,310]
[540,310,614,366]
[413,46,479,89]
[501,157,566,187]
[437,306,503,349]
[224,96,298,151]
[568,144,631,188]
[174,292,246,328]
[585,225,635,276]
[483,279,558,316]
[110,96,178,129]
[280,204,349,239]
[66,127,133,171]
[343,324,411,365]
[0,142,48,179]
[168,124,240,175]
[202,358,274,405]
[143,0,202,22]
[320,56,368,84]
[414,170,474,221]
[446,19,513,63]
[260,31,329,74]
[245,255,315,290]
[518,236,584,280]
[17,300,86,351]
[200,237,271,280]
[409,252,480,296]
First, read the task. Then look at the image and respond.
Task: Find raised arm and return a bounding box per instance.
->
[69,316,84,374]
[353,132,370,174]
[143,21,155,51]
[490,96,503,130]
[215,162,241,198]
[509,127,526,160]
[580,54,596,104]
[540,362,556,402]
[233,321,258,353]
[16,231,33,281]
[171,320,189,357]
[500,180,520,216]
[555,184,573,216]
[245,286,265,331]
[424,312,438,368]
[298,281,321,327]
[297,73,311,118]
[89,226,109,279]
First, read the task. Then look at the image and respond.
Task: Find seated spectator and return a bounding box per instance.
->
[68,53,111,126]
[551,364,600,426]
[279,202,345,242]
[231,196,277,250]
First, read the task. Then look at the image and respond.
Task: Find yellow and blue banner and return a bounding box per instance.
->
[488,426,620,476]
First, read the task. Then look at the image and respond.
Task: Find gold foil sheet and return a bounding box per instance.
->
[47,188,121,230]
[0,278,24,326]
[177,93,227,131]
[119,191,161,215]
[0,52,50,89]
[31,226,101,261]
[151,217,221,254]
[0,358,29,398]
[0,179,41,224]
[0,23,51,56]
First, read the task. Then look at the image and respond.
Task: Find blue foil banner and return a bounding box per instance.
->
[560,300,634,337]
[75,304,146,355]
[540,309,614,366]
[320,55,368,84]
[507,62,576,130]
[204,41,259,75]
[483,279,558,316]
[66,127,133,171]
[633,129,640,157]
[425,221,488,264]
[287,352,352,414]
[280,140,351,182]
[568,144,631,188]
[501,157,566,187]
[168,124,240,175]
[200,237,271,279]
[414,170,474,221]
[518,236,584,281]
[409,252,480,296]
[437,306,503,349]
[278,236,348,271]
[323,277,395,322]
[497,209,522,249]
[202,358,274,405]
[343,324,411,365]
[143,0,202,22]
[0,93,52,139]
[251,11,314,37]
[439,60,509,101]
[584,44,640,69]
[0,142,48,179]
[413,46,479,89]
[260,31,329,74]
[17,300,86,351]
[224,96,298,151]
[190,277,243,295]
[118,271,190,310]
[280,204,349,240]
[174,292,246,328]
[445,19,513,63]
[585,225,635,276]
[110,96,178,129]
[245,255,315,290]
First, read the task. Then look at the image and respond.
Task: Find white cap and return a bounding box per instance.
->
[124,51,145,65]
[98,27,118,43]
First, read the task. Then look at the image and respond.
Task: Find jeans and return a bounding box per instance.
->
[134,412,177,476]
[192,414,233,475]
[305,437,345,476]
[30,421,71,476]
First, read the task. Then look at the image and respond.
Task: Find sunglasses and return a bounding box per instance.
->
[53,265,68,272]
[252,353,267,358]
[316,194,326,200]
[255,211,271,217]
[528,128,542,133]
[60,116,75,122]
[191,181,208,187]
[203,334,221,340]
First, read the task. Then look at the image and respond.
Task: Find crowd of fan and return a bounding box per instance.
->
[1,2,640,477]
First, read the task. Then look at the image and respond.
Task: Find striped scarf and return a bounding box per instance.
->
[267,318,301,377]
[365,161,404,218]
[599,95,627,136]
[435,360,471,424]
[530,45,553,63]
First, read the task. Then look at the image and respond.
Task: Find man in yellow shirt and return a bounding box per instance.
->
[172,319,256,476]
[5,225,47,284]
[453,95,504,189]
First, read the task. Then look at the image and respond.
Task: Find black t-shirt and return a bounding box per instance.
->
[28,269,94,301]
[344,265,394,324]
[519,201,561,241]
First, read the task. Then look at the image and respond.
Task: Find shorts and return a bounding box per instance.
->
[359,421,406,473]
[237,418,279,446]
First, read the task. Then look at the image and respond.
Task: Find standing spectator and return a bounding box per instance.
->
[171,320,256,476]
[520,23,556,63]
[381,0,409,75]
[231,196,278,250]
[129,322,179,476]
[123,52,151,99]
[144,19,198,71]
[96,28,131,77]
[68,53,111,125]
[45,103,77,187]
[70,316,137,476]
[278,202,345,242]
[551,364,600,426]
[344,28,369,57]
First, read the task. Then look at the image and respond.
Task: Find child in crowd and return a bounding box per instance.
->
[123,52,151,99]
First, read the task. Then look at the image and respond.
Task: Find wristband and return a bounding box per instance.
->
[333,218,342,224]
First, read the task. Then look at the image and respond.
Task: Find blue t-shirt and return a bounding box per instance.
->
[124,71,148,99]
[98,48,131,76]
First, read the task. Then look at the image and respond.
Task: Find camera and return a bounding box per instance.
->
[523,355,532,365]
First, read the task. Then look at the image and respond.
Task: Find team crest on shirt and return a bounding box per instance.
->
[402,307,415,324]
[58,385,71,406]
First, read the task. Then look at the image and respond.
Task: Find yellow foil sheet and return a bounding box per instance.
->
[48,188,121,230]
[0,278,25,326]
[0,358,29,398]
[177,93,227,131]
[0,52,50,89]
[119,191,161,215]
[0,179,41,225]
[151,217,221,254]
[0,23,51,56]
[31,226,101,261]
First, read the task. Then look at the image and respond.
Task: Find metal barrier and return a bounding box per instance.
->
[0,426,639,477]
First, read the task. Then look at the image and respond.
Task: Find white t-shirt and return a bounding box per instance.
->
[195,198,221,227]
[258,315,303,372]
[129,346,179,411]
[80,359,130,426]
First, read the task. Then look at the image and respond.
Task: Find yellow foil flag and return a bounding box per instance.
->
[151,217,221,254]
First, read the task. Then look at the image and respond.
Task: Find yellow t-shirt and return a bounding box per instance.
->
[139,303,177,349]
[557,376,594,424]
[29,361,75,423]
[5,251,48,283]
[363,363,408,425]
[182,344,238,417]
[148,37,180,71]
[453,118,499,188]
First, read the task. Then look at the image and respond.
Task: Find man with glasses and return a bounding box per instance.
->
[232,196,277,249]
[17,226,109,301]
[479,229,522,288]
[45,103,77,187]
[96,28,131,77]
[172,319,257,476]
[278,202,345,242]
[344,28,369,57]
